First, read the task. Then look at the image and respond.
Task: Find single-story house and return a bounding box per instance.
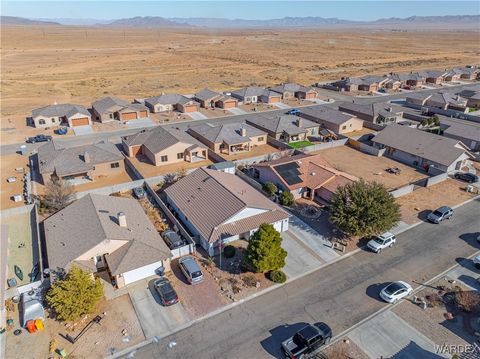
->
[338,102,404,125]
[230,87,282,104]
[246,114,319,143]
[37,141,125,184]
[298,107,364,134]
[122,126,208,166]
[91,96,149,123]
[457,86,480,109]
[253,153,358,203]
[44,194,172,288]
[208,161,235,174]
[371,124,474,173]
[406,92,469,112]
[443,69,463,82]
[331,77,364,92]
[164,168,289,255]
[188,123,267,155]
[440,119,480,152]
[193,88,238,109]
[418,70,447,84]
[144,94,199,113]
[31,103,91,128]
[269,83,318,100]
[444,68,479,81]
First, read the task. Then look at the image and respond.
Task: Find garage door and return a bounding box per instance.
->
[269,97,281,104]
[121,112,138,121]
[131,145,142,156]
[222,101,237,109]
[305,93,316,99]
[139,110,148,118]
[183,104,198,113]
[122,260,165,286]
[71,117,90,126]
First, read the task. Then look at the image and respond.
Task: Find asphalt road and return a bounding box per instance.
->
[1,82,476,156]
[118,198,480,359]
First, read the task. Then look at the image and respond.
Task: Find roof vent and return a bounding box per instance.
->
[83,151,91,163]
[118,212,127,227]
[240,128,247,137]
[311,172,316,176]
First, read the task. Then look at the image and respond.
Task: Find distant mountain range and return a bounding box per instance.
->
[2,14,479,29]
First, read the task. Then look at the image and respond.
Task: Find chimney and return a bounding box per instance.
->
[118,212,127,227]
[296,118,302,127]
[83,151,90,163]
[240,127,247,137]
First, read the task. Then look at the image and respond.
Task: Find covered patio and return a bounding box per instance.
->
[220,141,251,155]
[185,145,208,163]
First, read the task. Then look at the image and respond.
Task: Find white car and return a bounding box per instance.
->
[379,281,413,304]
[367,232,396,253]
[473,255,480,269]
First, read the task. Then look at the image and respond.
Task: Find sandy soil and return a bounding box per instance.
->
[0,153,30,209]
[5,295,144,359]
[1,25,477,141]
[219,144,280,161]
[129,155,212,179]
[395,178,477,224]
[312,145,428,190]
[322,337,370,359]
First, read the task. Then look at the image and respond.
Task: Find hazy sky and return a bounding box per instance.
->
[2,1,478,21]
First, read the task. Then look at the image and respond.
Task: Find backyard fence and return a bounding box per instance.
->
[73,179,145,199]
[347,138,385,157]
[389,184,415,198]
[235,169,264,191]
[299,137,348,153]
[425,171,448,187]
[124,156,144,180]
[233,149,295,167]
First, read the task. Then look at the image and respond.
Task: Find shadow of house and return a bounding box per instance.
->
[459,233,480,249]
[260,322,310,359]
[390,341,445,359]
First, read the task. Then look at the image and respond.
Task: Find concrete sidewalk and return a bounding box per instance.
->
[186,112,208,120]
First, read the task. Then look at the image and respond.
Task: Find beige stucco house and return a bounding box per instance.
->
[298,107,364,134]
[31,103,92,128]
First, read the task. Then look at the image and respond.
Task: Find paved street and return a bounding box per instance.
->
[116,198,480,359]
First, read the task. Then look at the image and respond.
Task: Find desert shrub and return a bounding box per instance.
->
[269,270,287,283]
[241,274,257,288]
[223,245,236,258]
[454,290,480,313]
[228,278,242,294]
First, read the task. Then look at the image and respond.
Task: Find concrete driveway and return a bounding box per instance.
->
[227,107,248,115]
[445,256,480,290]
[349,310,449,358]
[127,277,190,338]
[186,111,209,120]
[273,102,291,109]
[73,125,93,135]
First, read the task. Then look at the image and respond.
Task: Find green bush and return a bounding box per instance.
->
[269,270,287,283]
[279,191,294,206]
[263,182,277,197]
[223,245,236,258]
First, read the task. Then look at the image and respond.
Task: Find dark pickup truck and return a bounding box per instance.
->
[281,323,332,359]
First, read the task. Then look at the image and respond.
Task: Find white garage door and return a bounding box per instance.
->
[122,260,165,286]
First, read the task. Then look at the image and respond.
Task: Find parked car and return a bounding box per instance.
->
[367,232,396,253]
[178,256,204,284]
[133,187,146,199]
[56,127,68,135]
[163,230,184,249]
[473,255,480,269]
[379,281,413,304]
[454,172,479,183]
[287,108,301,116]
[427,206,453,224]
[26,135,52,144]
[281,322,332,359]
[154,278,178,306]
[378,88,386,93]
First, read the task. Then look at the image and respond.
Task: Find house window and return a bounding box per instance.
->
[258,137,264,142]
[52,118,56,123]
[177,153,184,159]
[349,124,352,127]
[342,125,347,130]
[111,162,120,168]
[109,114,113,119]
[161,155,168,162]
[39,119,46,125]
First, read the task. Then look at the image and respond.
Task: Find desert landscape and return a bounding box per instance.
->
[1,25,478,134]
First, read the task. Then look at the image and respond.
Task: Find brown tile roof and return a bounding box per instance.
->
[164,168,288,243]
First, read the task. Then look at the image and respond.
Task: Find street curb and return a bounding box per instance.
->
[326,249,480,349]
[109,195,480,358]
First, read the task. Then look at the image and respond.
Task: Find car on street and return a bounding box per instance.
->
[367,232,396,253]
[281,322,332,359]
[153,277,179,306]
[287,108,301,116]
[178,256,204,284]
[454,172,479,183]
[379,281,413,304]
[427,206,453,223]
[26,135,52,143]
[133,187,146,199]
[163,230,184,249]
[473,255,480,269]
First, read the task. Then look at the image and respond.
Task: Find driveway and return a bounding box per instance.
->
[445,256,480,290]
[349,311,448,358]
[273,102,291,109]
[73,125,93,135]
[127,118,154,128]
[127,277,190,338]
[186,111,209,120]
[227,107,248,115]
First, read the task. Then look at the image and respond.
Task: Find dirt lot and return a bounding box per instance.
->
[219,144,280,161]
[2,25,476,144]
[312,145,427,190]
[129,155,212,179]
[0,153,30,209]
[395,178,478,224]
[5,294,144,359]
[321,337,369,359]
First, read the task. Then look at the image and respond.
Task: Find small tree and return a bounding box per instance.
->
[329,180,400,237]
[245,223,287,273]
[262,182,277,197]
[279,191,294,206]
[42,177,75,212]
[47,266,103,322]
[164,172,177,185]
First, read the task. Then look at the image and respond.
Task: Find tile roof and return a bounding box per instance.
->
[246,114,318,135]
[189,123,266,145]
[299,107,358,125]
[231,87,281,99]
[32,104,90,119]
[270,83,316,94]
[92,96,147,114]
[418,70,447,78]
[339,102,403,119]
[123,126,206,154]
[37,141,124,176]
[441,120,480,142]
[194,88,222,102]
[372,124,473,167]
[164,168,288,243]
[145,94,196,107]
[44,194,171,275]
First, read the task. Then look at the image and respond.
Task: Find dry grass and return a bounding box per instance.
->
[1,24,478,143]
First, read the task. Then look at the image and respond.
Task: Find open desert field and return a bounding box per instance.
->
[1,25,478,137]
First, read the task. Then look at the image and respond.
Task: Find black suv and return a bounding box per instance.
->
[454,172,479,183]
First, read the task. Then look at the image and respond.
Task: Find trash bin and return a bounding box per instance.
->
[19,145,27,156]
[26,320,36,333]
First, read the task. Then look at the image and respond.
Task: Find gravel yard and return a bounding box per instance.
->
[321,337,370,359]
[0,153,30,209]
[128,155,212,179]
